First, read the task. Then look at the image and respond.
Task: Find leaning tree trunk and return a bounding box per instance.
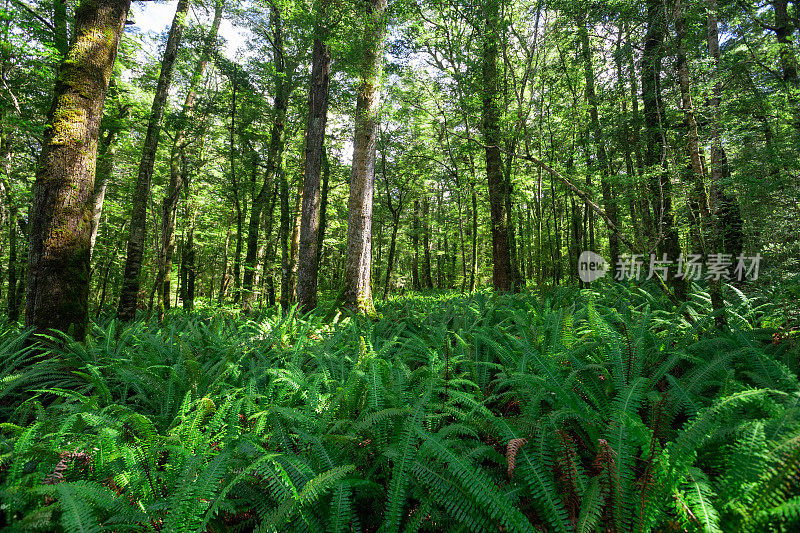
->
[117,0,190,321]
[296,11,332,313]
[342,0,387,317]
[482,0,513,291]
[157,0,222,313]
[25,0,130,340]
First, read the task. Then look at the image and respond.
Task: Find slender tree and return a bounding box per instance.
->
[643,0,685,299]
[117,0,190,320]
[579,14,620,269]
[246,6,291,311]
[25,0,130,339]
[156,0,222,313]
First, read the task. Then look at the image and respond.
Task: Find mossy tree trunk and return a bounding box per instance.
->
[25,0,130,340]
[342,0,387,317]
[117,0,190,321]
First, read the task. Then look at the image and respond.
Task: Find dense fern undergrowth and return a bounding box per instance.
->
[1,283,799,532]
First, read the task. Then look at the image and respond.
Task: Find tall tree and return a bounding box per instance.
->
[643,0,685,299]
[342,0,387,316]
[117,0,190,320]
[156,0,223,313]
[244,5,291,311]
[25,0,130,340]
[482,0,513,291]
[296,0,332,313]
[579,13,620,269]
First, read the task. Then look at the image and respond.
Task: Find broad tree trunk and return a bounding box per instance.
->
[118,0,189,321]
[342,0,387,317]
[482,0,513,291]
[157,0,222,313]
[25,0,130,339]
[296,14,331,313]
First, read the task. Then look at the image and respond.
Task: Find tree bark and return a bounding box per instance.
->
[482,0,513,291]
[342,0,387,317]
[25,0,130,339]
[117,0,189,321]
[296,13,331,313]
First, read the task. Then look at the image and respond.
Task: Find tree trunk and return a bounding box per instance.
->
[218,227,231,305]
[317,150,330,268]
[53,0,69,58]
[25,0,130,339]
[579,15,620,268]
[296,19,331,313]
[342,0,387,317]
[412,199,420,290]
[707,0,737,325]
[118,0,189,321]
[89,84,127,260]
[470,184,478,291]
[381,144,403,299]
[279,167,291,312]
[289,179,302,301]
[244,6,289,310]
[643,0,685,299]
[230,79,244,305]
[482,0,512,291]
[157,0,222,313]
[422,194,434,289]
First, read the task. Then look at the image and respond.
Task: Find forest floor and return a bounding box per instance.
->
[1,283,799,532]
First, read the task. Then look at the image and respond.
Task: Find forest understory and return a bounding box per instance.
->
[2,0,800,530]
[1,282,800,532]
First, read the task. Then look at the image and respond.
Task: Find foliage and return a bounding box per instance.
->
[1,285,798,531]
